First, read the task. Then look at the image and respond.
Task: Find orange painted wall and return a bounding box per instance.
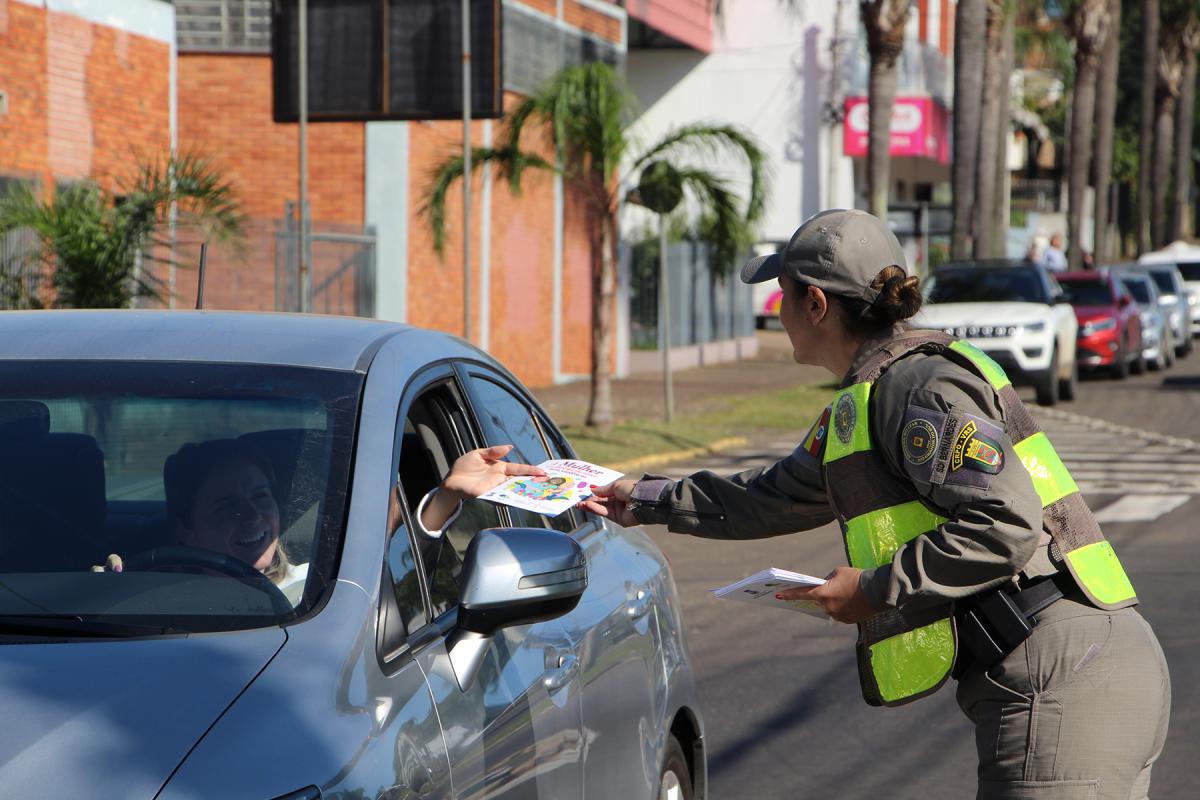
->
[0,2,169,190]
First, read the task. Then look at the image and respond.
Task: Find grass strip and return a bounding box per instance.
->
[561,382,835,467]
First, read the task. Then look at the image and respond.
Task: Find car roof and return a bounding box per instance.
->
[936,259,1035,271]
[0,310,465,372]
[1138,241,1200,265]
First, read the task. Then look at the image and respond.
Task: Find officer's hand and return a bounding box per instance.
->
[777,566,874,624]
[579,479,640,527]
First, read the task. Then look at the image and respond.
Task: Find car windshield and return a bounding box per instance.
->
[1058,279,1112,307]
[1146,270,1176,296]
[1121,278,1152,305]
[926,267,1047,304]
[0,361,361,634]
[1176,261,1200,282]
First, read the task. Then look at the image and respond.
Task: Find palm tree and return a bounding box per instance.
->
[1138,0,1160,254]
[0,153,244,308]
[991,5,1017,257]
[860,0,913,220]
[1171,14,1200,241]
[952,0,987,259]
[1092,0,1121,262]
[976,0,1010,259]
[423,62,767,431]
[1066,0,1111,270]
[1151,28,1184,250]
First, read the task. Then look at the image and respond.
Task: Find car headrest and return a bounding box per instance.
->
[0,432,106,571]
[0,401,50,440]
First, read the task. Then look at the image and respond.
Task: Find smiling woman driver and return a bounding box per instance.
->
[587,210,1170,800]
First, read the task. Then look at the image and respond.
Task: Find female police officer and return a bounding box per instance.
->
[585,210,1170,799]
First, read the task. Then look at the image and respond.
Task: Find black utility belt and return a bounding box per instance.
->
[953,572,1076,675]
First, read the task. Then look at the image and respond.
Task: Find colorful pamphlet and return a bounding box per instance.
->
[480,459,625,517]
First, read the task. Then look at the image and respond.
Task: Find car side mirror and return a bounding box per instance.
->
[446,527,587,691]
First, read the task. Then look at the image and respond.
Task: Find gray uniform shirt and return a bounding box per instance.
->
[630,336,1051,613]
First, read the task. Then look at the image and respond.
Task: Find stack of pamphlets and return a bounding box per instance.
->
[710,567,828,619]
[479,459,625,517]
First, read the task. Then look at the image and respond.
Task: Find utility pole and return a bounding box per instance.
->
[297,0,310,312]
[461,0,473,342]
[826,0,846,209]
[659,214,674,421]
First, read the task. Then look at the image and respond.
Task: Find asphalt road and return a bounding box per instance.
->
[642,346,1200,799]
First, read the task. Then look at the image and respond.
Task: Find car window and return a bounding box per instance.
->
[467,376,576,534]
[1058,279,1113,307]
[0,361,360,633]
[1176,261,1200,282]
[384,421,431,636]
[1147,270,1176,295]
[1121,277,1153,305]
[927,268,1046,304]
[399,381,503,620]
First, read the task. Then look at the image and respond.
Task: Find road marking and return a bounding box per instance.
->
[1094,494,1190,522]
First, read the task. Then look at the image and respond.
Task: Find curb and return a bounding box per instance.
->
[610,436,749,475]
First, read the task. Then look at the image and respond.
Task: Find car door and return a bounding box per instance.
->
[458,365,664,799]
[394,371,584,800]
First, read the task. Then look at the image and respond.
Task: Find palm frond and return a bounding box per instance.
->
[674,167,755,277]
[632,124,770,223]
[421,146,554,255]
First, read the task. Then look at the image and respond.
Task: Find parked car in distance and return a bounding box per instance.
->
[1139,241,1200,337]
[1057,270,1144,378]
[0,311,706,800]
[916,259,1079,406]
[1132,262,1194,358]
[1118,270,1173,370]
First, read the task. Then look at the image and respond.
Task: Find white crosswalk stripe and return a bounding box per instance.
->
[657,410,1199,523]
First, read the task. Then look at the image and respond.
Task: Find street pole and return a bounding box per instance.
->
[659,214,674,421]
[826,0,845,209]
[298,0,310,312]
[461,0,473,343]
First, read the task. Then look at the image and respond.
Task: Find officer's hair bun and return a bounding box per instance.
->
[868,266,922,324]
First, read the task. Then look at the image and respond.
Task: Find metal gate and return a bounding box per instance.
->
[275,214,377,317]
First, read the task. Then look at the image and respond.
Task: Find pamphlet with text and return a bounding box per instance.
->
[480,459,625,517]
[710,567,828,619]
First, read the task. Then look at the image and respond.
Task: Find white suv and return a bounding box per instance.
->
[915,260,1079,406]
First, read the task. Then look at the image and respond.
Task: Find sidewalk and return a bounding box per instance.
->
[532,331,832,460]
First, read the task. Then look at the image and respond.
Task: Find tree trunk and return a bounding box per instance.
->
[1067,1,1109,271]
[975,1,1007,259]
[584,203,616,431]
[1152,37,1183,251]
[952,0,986,259]
[1138,0,1160,254]
[1172,36,1198,242]
[1152,95,1177,250]
[1093,0,1121,262]
[866,53,898,220]
[992,8,1015,258]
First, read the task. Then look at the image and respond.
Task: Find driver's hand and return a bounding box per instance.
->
[91,554,124,573]
[440,445,547,500]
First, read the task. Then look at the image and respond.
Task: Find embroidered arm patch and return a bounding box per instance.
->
[899,403,1005,490]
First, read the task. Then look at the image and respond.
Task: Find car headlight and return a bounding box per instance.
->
[1022,321,1046,334]
[1189,294,1199,307]
[1080,317,1118,337]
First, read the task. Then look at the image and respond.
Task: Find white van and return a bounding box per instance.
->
[1139,241,1200,336]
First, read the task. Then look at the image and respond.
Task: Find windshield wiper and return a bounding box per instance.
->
[0,614,176,638]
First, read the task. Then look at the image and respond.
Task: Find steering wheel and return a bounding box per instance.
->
[124,545,294,617]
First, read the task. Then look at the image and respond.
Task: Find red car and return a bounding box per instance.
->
[1058,270,1144,378]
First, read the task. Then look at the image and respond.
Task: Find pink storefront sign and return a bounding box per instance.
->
[843,96,950,164]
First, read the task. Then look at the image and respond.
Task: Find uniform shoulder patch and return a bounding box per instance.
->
[834,393,857,445]
[901,417,938,465]
[803,405,832,457]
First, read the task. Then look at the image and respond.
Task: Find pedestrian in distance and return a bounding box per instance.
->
[1042,231,1068,272]
[585,209,1170,800]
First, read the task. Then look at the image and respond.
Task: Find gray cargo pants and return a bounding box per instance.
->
[955,598,1171,800]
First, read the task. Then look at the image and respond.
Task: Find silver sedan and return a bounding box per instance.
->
[0,311,705,800]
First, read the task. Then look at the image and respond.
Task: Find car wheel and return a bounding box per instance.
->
[1183,331,1194,357]
[1164,330,1176,367]
[1110,340,1130,379]
[1036,349,1060,406]
[1131,343,1147,375]
[1059,357,1078,401]
[659,735,694,800]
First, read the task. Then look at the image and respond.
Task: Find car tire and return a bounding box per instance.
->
[1036,349,1060,406]
[1059,357,1078,401]
[1110,340,1130,380]
[1131,343,1147,375]
[659,735,694,800]
[1164,329,1176,367]
[1182,331,1194,357]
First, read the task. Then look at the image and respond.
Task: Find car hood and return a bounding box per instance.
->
[0,627,286,797]
[1074,306,1119,323]
[915,302,1052,327]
